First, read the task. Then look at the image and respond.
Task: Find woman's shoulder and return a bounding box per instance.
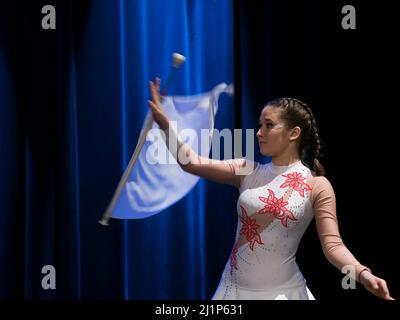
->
[308,174,336,204]
[308,172,333,187]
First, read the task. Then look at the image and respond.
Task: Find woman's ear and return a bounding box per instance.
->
[289,126,301,141]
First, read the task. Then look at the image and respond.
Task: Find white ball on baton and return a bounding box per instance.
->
[172,52,186,68]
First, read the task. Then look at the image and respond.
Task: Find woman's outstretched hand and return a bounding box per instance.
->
[360,271,395,300]
[148,77,170,130]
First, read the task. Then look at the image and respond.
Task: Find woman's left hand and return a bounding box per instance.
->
[360,271,395,300]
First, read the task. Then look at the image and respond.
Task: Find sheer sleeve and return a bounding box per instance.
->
[310,176,371,282]
[162,123,257,188]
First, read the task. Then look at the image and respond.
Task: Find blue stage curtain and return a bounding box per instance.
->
[0,0,235,299]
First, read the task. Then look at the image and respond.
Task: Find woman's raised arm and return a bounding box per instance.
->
[147,77,256,188]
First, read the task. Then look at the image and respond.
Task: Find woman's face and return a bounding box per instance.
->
[257,106,291,157]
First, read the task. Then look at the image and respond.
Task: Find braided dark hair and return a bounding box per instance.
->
[266,97,326,176]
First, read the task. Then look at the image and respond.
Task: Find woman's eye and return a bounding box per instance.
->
[266,123,274,128]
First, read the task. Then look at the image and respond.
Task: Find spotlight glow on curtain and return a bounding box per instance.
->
[71,0,234,299]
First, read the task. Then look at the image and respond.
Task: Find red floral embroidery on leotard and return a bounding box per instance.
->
[258,189,297,227]
[239,206,264,250]
[230,243,238,273]
[280,171,312,197]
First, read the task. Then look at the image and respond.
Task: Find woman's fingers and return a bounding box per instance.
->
[384,292,395,300]
[148,81,156,101]
[156,77,161,91]
[149,79,161,104]
[377,280,395,300]
[377,281,388,298]
[149,77,161,92]
[365,278,395,300]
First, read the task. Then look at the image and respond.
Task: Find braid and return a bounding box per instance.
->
[300,102,322,159]
[296,100,326,176]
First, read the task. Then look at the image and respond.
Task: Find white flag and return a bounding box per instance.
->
[105,83,233,220]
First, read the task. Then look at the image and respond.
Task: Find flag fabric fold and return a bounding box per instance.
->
[107,83,233,220]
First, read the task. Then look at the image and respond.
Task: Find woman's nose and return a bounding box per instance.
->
[257,129,263,137]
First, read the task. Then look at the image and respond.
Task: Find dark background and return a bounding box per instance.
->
[1,0,398,300]
[235,0,397,300]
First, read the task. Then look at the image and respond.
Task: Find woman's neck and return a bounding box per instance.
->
[271,154,300,167]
